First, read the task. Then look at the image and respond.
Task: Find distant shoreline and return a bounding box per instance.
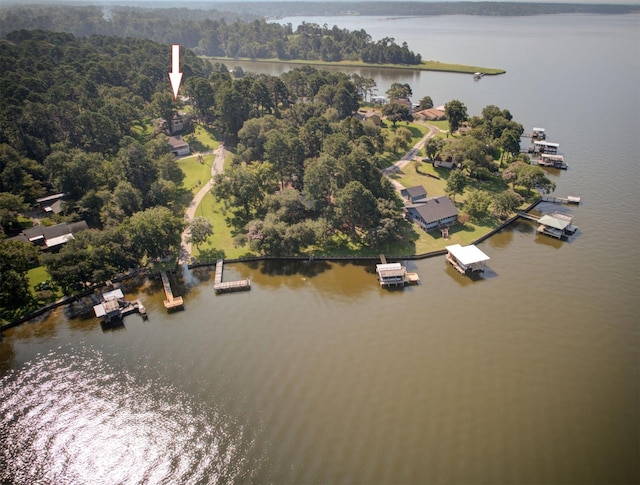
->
[201,56,506,76]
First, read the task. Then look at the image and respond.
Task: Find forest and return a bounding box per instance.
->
[0,5,421,64]
[0,30,411,322]
[0,22,556,324]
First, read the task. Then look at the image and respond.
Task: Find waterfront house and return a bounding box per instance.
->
[170,113,186,133]
[413,108,446,121]
[10,220,89,250]
[446,244,490,274]
[400,185,428,204]
[405,196,459,233]
[168,135,190,157]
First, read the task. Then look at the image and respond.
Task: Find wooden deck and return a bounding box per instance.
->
[541,195,581,205]
[214,259,251,294]
[161,271,184,310]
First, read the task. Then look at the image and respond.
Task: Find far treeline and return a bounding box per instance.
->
[0,5,421,65]
[212,1,638,17]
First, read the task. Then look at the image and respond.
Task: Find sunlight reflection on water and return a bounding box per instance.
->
[0,347,245,485]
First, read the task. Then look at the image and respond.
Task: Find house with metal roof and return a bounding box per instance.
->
[405,196,459,233]
[10,221,89,250]
[446,244,490,274]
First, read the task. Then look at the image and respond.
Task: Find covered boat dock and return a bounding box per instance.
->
[445,244,491,275]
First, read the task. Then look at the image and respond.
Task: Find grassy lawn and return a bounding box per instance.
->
[179,154,215,194]
[191,191,253,261]
[27,266,49,292]
[394,159,449,197]
[184,124,220,153]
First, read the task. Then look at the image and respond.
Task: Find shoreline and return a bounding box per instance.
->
[1,198,540,332]
[200,56,506,75]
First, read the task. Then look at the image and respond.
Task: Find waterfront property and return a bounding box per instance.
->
[532,140,560,154]
[405,196,459,234]
[445,244,491,275]
[9,220,89,251]
[538,154,567,169]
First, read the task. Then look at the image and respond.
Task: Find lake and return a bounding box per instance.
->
[1,14,639,485]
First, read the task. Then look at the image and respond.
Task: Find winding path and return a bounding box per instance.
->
[178,144,226,265]
[382,123,441,192]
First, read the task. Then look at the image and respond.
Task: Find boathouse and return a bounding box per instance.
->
[445,244,490,274]
[93,289,125,325]
[532,127,546,140]
[537,213,577,239]
[376,262,406,286]
[405,196,459,233]
[538,154,567,169]
[533,140,559,154]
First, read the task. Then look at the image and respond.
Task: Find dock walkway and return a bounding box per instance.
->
[214,259,251,294]
[161,271,184,310]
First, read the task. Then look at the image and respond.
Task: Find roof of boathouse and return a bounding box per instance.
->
[446,244,490,266]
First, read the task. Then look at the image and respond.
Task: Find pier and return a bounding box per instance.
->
[214,259,251,294]
[161,271,184,310]
[540,195,581,205]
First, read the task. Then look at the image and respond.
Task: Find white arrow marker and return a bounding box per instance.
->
[168,44,183,100]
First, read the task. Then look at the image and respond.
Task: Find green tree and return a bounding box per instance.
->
[418,95,434,110]
[334,180,378,240]
[186,216,213,250]
[444,99,468,133]
[0,240,38,316]
[445,169,467,201]
[126,206,184,261]
[386,82,412,101]
[382,102,412,127]
[463,190,492,220]
[492,190,524,219]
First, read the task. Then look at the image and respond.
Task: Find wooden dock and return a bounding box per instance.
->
[516,211,540,222]
[161,271,184,310]
[214,259,251,294]
[540,195,581,205]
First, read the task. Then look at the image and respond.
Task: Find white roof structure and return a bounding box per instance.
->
[446,244,490,266]
[534,140,559,148]
[376,262,402,273]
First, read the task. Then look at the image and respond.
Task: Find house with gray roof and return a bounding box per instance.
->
[405,196,459,233]
[10,221,89,250]
[400,185,428,204]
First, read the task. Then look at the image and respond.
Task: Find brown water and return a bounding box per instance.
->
[1,14,639,485]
